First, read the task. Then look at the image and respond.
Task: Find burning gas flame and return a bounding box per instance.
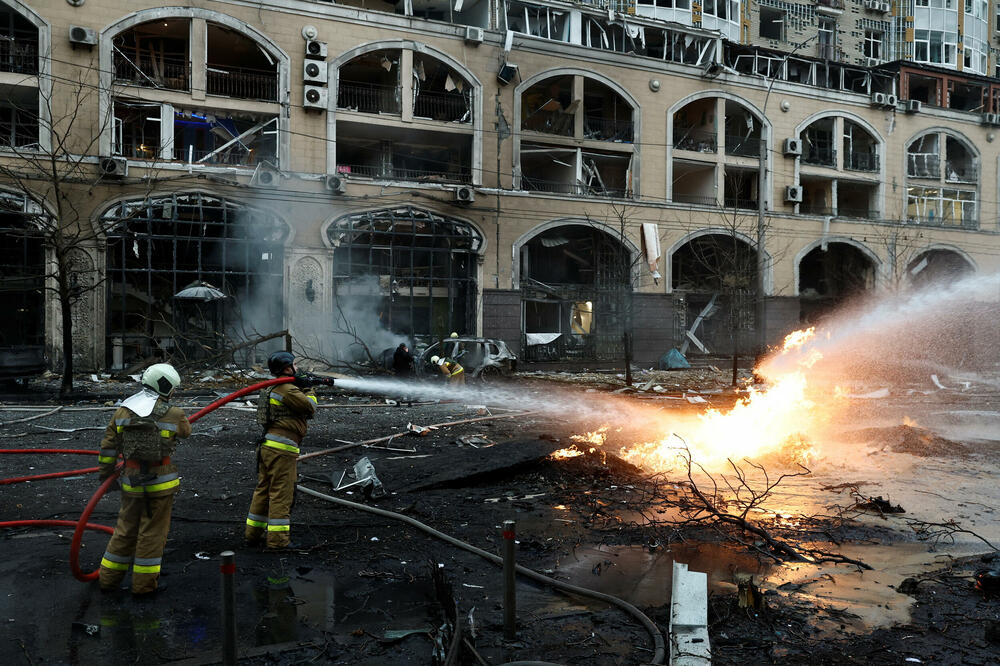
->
[618,328,828,471]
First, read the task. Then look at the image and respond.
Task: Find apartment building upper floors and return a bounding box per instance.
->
[1,0,1000,237]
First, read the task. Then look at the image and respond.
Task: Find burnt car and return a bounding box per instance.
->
[0,345,47,380]
[416,337,517,382]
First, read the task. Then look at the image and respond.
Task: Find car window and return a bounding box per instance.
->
[488,343,499,356]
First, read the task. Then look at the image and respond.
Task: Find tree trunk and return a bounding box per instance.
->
[59,286,74,397]
[623,331,633,386]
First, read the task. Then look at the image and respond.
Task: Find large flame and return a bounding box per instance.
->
[620,328,830,471]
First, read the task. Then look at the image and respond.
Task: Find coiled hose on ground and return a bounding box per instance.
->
[296,484,666,665]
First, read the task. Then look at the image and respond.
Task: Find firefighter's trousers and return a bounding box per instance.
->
[99,493,174,594]
[245,446,297,548]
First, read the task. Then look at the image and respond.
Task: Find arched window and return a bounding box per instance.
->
[795,114,882,219]
[327,207,482,340]
[907,248,975,288]
[798,241,876,322]
[332,44,479,184]
[670,95,765,209]
[905,130,977,228]
[516,71,637,198]
[102,10,287,169]
[0,191,45,349]
[103,193,287,368]
[0,1,48,150]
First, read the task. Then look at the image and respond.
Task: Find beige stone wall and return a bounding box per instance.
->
[3,0,999,368]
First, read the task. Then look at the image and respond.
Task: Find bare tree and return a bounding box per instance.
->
[0,68,164,394]
[868,223,926,294]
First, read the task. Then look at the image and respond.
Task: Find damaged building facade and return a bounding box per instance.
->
[1,0,999,372]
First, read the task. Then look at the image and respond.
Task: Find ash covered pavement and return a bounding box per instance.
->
[1,371,999,665]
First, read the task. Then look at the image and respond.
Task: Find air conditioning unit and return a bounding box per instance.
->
[325,174,346,195]
[783,138,802,156]
[496,62,518,86]
[871,92,896,108]
[69,25,97,47]
[885,93,898,107]
[455,186,475,203]
[464,26,484,45]
[784,186,803,203]
[866,57,882,68]
[305,40,327,60]
[303,60,327,85]
[878,1,891,11]
[99,157,127,177]
[251,161,281,188]
[981,112,1000,126]
[902,99,921,113]
[304,85,328,110]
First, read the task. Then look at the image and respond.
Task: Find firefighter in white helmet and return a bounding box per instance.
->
[434,354,465,385]
[97,363,191,596]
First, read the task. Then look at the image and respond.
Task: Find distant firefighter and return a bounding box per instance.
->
[392,343,414,376]
[431,354,465,385]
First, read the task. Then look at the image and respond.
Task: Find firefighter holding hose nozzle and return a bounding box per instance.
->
[245,352,334,550]
[97,363,191,596]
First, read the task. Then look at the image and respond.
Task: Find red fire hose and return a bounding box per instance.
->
[1,377,293,582]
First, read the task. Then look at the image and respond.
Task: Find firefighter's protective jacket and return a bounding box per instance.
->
[257,382,316,455]
[97,399,191,497]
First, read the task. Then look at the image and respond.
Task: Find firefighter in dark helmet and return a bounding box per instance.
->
[98,363,191,596]
[245,351,317,550]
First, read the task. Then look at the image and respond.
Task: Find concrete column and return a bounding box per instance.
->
[191,18,206,101]
[573,75,584,139]
[401,49,414,122]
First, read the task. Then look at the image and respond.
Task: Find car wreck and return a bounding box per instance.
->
[415,337,517,381]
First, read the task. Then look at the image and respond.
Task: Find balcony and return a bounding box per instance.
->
[113,54,190,91]
[672,193,719,206]
[413,89,471,123]
[173,146,273,166]
[584,115,634,143]
[337,82,401,115]
[337,163,471,183]
[0,40,37,75]
[673,128,717,153]
[725,135,761,158]
[803,145,836,167]
[845,152,879,172]
[523,109,575,137]
[907,154,940,179]
[206,65,278,102]
[723,196,758,210]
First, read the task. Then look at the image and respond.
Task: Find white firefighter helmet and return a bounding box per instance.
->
[449,332,458,338]
[141,363,181,398]
[430,355,440,365]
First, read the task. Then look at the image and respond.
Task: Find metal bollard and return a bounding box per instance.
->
[221,550,237,666]
[502,520,516,640]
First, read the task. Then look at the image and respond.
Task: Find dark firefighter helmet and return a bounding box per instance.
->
[267,351,295,376]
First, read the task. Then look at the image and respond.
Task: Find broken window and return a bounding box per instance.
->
[946,79,986,112]
[521,76,575,136]
[0,86,38,149]
[723,167,757,210]
[944,137,976,183]
[520,224,629,361]
[907,249,975,289]
[172,109,277,166]
[802,118,836,167]
[0,193,44,347]
[907,134,940,178]
[843,121,878,172]
[907,73,941,106]
[104,193,287,368]
[520,144,577,194]
[906,186,977,228]
[672,161,717,206]
[338,50,402,115]
[412,57,472,123]
[113,99,161,159]
[673,98,717,153]
[863,30,883,60]
[723,101,761,158]
[206,23,278,102]
[800,177,833,216]
[506,1,569,40]
[584,79,634,142]
[337,123,471,182]
[0,3,38,75]
[112,18,191,91]
[798,243,875,322]
[759,8,784,40]
[328,207,481,341]
[836,181,877,218]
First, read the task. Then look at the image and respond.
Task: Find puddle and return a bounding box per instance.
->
[251,569,437,647]
[522,542,770,615]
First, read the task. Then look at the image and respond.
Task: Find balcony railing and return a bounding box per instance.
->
[173,146,274,166]
[846,151,879,172]
[113,54,190,91]
[337,82,401,115]
[673,128,717,153]
[907,214,978,230]
[907,154,940,178]
[803,145,836,167]
[522,109,574,136]
[584,115,634,142]
[801,204,835,216]
[413,89,471,123]
[206,65,278,102]
[0,40,38,75]
[520,177,629,198]
[337,163,471,183]
[725,135,761,158]
[723,197,758,210]
[837,206,876,219]
[944,161,977,183]
[672,193,719,206]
